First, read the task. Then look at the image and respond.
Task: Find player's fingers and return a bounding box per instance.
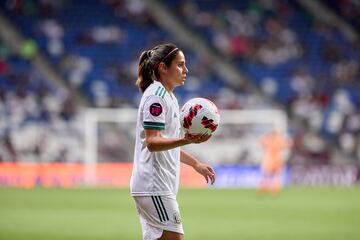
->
[207,166,215,175]
[204,175,209,183]
[186,133,199,139]
[188,133,204,142]
[200,132,208,137]
[196,136,207,143]
[202,134,211,141]
[203,169,215,185]
[206,169,215,182]
[210,173,216,184]
[205,173,214,185]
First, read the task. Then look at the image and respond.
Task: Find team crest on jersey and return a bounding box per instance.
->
[149,103,162,116]
[173,212,182,224]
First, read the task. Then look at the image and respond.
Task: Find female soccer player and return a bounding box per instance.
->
[130,43,216,240]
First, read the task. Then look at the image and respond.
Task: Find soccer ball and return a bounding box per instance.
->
[180,97,220,136]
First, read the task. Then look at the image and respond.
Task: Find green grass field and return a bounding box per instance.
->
[0,187,359,240]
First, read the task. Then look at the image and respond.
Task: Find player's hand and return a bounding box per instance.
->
[194,162,216,185]
[184,132,212,144]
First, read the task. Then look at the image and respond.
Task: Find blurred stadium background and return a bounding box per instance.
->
[0,0,359,239]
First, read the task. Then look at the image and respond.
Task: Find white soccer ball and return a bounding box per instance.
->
[180,97,220,136]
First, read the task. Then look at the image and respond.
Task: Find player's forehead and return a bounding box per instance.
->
[174,50,185,63]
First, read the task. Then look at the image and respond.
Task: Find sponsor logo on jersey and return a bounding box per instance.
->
[150,103,162,116]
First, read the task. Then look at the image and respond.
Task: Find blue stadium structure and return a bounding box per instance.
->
[0,0,359,164]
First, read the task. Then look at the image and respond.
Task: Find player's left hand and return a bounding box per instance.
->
[194,162,216,185]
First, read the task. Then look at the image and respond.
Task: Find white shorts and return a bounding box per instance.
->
[133,194,184,240]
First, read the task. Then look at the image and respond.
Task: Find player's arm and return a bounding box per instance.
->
[145,129,187,152]
[180,150,216,185]
[145,130,210,152]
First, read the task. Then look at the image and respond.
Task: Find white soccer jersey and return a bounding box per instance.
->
[130,81,181,196]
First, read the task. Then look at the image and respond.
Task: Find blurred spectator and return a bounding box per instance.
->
[0,133,17,163]
[59,54,93,88]
[0,0,359,165]
[290,68,315,99]
[20,39,38,60]
[76,25,123,45]
[36,19,64,57]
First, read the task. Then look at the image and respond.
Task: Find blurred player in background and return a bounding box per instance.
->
[258,129,292,196]
[130,43,216,240]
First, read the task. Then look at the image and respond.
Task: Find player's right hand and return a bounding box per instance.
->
[184,132,211,144]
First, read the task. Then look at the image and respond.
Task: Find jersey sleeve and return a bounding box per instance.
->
[142,95,167,130]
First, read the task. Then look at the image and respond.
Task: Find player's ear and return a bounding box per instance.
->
[158,62,167,74]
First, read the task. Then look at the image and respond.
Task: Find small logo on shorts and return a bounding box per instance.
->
[150,103,162,116]
[173,212,182,224]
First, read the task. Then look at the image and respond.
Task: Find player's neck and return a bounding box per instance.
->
[159,79,174,94]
